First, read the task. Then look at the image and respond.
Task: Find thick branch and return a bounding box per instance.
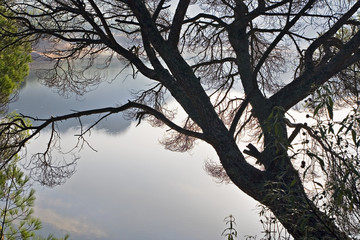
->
[304,1,360,70]
[271,29,360,110]
[152,0,167,21]
[168,0,190,48]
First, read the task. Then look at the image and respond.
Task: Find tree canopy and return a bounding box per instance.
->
[0,6,70,239]
[1,0,360,238]
[0,5,31,113]
[0,157,42,240]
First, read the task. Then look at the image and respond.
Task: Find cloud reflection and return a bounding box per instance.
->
[34,207,108,239]
[10,59,263,239]
[27,125,263,240]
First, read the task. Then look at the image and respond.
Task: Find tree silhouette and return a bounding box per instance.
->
[1,0,360,238]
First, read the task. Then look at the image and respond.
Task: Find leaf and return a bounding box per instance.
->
[328,123,334,134]
[306,152,325,171]
[326,97,333,120]
[351,129,357,145]
[313,102,323,117]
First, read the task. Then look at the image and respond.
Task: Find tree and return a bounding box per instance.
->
[0,5,31,113]
[0,2,32,166]
[0,158,42,240]
[1,0,360,238]
[0,6,39,239]
[0,157,70,240]
[0,7,69,239]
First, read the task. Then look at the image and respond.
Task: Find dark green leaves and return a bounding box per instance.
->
[311,86,334,120]
[0,6,32,113]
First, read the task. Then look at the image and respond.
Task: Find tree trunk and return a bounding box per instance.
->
[265,188,349,239]
[212,132,349,239]
[204,116,349,239]
[123,3,352,237]
[262,159,348,239]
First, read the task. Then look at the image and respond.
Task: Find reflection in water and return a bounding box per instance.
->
[8,56,263,240]
[9,58,151,133]
[28,125,263,240]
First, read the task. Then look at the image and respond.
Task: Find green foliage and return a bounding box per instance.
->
[0,4,39,239]
[33,234,70,240]
[0,159,70,240]
[0,160,41,240]
[0,6,68,240]
[263,106,290,152]
[222,212,292,240]
[307,85,334,120]
[0,162,69,239]
[301,84,360,236]
[0,5,31,113]
[256,81,360,238]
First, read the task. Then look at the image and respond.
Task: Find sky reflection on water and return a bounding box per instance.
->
[8,60,263,240]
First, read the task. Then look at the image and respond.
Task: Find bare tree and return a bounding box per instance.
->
[1,0,360,238]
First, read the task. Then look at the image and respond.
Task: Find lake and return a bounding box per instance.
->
[9,58,263,240]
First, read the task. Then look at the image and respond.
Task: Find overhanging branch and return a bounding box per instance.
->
[0,101,205,170]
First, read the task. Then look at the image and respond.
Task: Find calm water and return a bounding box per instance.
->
[8,59,263,240]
